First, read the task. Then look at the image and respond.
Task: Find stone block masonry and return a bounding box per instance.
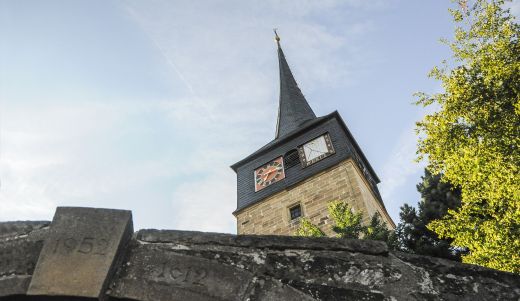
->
[1,207,519,300]
[27,207,133,300]
[235,158,395,236]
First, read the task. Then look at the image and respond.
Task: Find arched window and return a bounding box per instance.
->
[284,149,300,169]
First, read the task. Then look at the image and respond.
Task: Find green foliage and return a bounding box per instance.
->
[416,0,520,273]
[328,201,365,239]
[364,213,393,242]
[393,169,466,261]
[296,200,393,245]
[295,218,326,237]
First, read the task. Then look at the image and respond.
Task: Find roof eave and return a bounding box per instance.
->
[230,111,381,183]
[331,111,381,183]
[230,114,334,172]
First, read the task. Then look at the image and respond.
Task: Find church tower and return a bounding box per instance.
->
[231,33,395,236]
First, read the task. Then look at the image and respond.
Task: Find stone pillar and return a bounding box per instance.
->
[27,207,133,300]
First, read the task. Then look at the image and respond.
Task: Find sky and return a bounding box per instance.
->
[1,1,517,233]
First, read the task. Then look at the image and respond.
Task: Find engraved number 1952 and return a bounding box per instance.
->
[52,237,109,255]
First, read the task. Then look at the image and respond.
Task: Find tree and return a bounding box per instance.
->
[296,200,393,244]
[364,213,393,242]
[393,169,466,261]
[296,218,325,237]
[415,0,520,272]
[328,201,365,239]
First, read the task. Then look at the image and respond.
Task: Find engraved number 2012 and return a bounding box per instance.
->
[52,237,109,255]
[157,262,207,286]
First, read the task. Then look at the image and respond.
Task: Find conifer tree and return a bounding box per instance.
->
[393,169,465,261]
[364,213,393,243]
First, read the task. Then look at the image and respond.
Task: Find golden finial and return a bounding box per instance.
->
[273,28,281,45]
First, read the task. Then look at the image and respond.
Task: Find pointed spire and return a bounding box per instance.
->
[274,30,316,139]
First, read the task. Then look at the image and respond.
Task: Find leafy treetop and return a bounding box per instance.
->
[416,0,520,273]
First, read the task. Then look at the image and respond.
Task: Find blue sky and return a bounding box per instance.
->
[1,1,517,232]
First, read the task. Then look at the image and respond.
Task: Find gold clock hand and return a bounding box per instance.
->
[263,170,273,181]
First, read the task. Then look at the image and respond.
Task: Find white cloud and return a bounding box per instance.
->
[117,0,382,232]
[0,102,117,220]
[0,0,391,233]
[0,101,173,221]
[378,123,426,222]
[379,126,424,200]
[170,170,236,233]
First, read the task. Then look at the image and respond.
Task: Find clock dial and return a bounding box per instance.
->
[303,136,328,161]
[298,133,335,167]
[254,157,285,191]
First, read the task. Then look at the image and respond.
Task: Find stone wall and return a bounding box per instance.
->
[1,207,519,301]
[236,159,395,235]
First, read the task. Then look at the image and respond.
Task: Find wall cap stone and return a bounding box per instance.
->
[136,229,389,256]
[1,208,519,301]
[0,221,50,241]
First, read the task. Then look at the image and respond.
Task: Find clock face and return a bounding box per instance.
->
[254,157,285,192]
[298,133,335,167]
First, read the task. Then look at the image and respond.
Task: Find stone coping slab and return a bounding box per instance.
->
[136,229,389,256]
[0,221,49,297]
[1,207,519,301]
[0,222,50,241]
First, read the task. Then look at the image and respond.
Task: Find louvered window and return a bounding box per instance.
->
[284,149,300,169]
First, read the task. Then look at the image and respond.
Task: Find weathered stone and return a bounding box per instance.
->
[137,229,388,256]
[389,251,520,300]
[250,278,317,301]
[2,208,520,300]
[111,229,520,301]
[27,207,133,300]
[0,222,49,297]
[110,243,254,301]
[0,221,50,241]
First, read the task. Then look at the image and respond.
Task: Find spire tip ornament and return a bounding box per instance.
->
[273,28,281,46]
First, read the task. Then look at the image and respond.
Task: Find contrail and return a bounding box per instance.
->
[123,4,196,95]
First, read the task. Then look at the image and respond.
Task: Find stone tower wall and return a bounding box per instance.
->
[235,158,395,236]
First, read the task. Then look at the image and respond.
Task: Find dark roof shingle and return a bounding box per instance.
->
[275,42,316,138]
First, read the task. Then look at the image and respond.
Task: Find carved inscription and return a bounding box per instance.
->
[51,237,109,255]
[155,261,208,286]
[27,207,133,298]
[109,249,254,301]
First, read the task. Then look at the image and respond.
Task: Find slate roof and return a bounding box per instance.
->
[231,36,384,214]
[230,115,328,171]
[275,40,316,138]
[230,111,381,184]
[230,39,380,184]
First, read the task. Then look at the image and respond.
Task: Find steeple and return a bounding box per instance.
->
[232,32,395,235]
[274,30,316,139]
